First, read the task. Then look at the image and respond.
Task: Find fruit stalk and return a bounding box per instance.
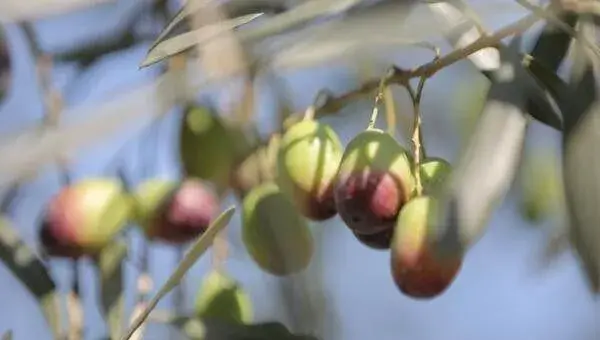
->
[367,84,385,130]
[383,85,396,136]
[406,76,428,196]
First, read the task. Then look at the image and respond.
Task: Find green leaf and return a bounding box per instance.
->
[524,10,578,131]
[141,13,265,68]
[148,0,288,54]
[0,218,61,338]
[170,316,319,340]
[560,47,600,292]
[527,11,577,71]
[121,206,236,340]
[435,38,529,255]
[140,0,367,68]
[94,240,127,339]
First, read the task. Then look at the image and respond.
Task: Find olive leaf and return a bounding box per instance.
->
[148,0,288,54]
[427,0,566,131]
[435,37,530,255]
[94,240,127,339]
[121,206,236,340]
[427,1,500,71]
[0,218,61,338]
[169,316,319,340]
[140,0,383,68]
[141,13,265,69]
[558,16,600,292]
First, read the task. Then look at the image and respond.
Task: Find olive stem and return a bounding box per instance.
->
[303,105,316,121]
[383,85,396,136]
[367,77,388,130]
[405,75,429,197]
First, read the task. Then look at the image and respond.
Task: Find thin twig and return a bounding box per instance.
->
[405,76,428,197]
[313,13,540,117]
[516,0,600,58]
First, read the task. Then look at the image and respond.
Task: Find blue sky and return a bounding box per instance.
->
[0,1,597,339]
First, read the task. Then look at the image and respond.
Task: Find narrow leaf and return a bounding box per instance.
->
[94,240,127,339]
[141,0,372,68]
[562,101,600,293]
[427,1,500,71]
[427,0,565,130]
[141,13,264,68]
[148,0,286,54]
[527,11,577,71]
[524,10,578,131]
[435,39,529,255]
[0,218,61,338]
[560,34,600,292]
[121,206,236,340]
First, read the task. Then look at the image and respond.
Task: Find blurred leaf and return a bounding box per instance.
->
[0,218,61,338]
[121,206,236,340]
[560,21,600,293]
[94,240,127,339]
[527,11,577,71]
[516,0,600,59]
[170,316,319,340]
[143,12,265,68]
[142,0,402,68]
[524,10,578,130]
[435,38,530,255]
[1,330,12,340]
[427,0,565,130]
[148,0,288,54]
[427,1,500,71]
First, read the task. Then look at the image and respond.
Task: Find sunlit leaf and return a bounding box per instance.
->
[524,10,577,131]
[94,240,127,339]
[427,1,500,71]
[148,0,288,54]
[142,12,265,68]
[141,0,388,68]
[427,0,564,130]
[0,218,61,338]
[435,39,529,255]
[527,11,577,71]
[121,206,236,340]
[169,316,319,340]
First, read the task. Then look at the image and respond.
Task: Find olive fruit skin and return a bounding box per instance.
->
[391,196,462,299]
[133,178,218,244]
[39,178,132,258]
[419,157,452,195]
[179,105,240,188]
[194,270,253,324]
[352,228,393,250]
[242,182,314,276]
[277,120,343,221]
[333,129,415,235]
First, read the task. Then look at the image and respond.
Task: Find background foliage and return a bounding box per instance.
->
[0,0,598,339]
